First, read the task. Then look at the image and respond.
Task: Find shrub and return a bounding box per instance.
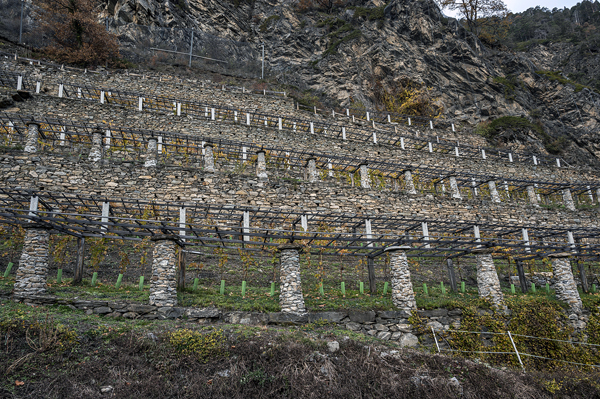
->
[168,329,227,362]
[38,0,120,66]
[259,15,281,32]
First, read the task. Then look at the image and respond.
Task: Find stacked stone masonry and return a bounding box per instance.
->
[474,249,508,312]
[2,58,595,322]
[387,247,417,311]
[278,245,307,314]
[8,95,600,187]
[1,152,598,231]
[13,226,50,297]
[550,254,583,314]
[148,237,179,307]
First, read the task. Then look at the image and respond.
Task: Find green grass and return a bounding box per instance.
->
[536,70,595,93]
[350,4,387,21]
[6,274,597,314]
[259,15,281,32]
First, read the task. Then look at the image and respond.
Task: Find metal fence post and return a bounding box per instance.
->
[507,331,525,371]
[431,327,440,353]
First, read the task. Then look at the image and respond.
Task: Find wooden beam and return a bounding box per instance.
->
[72,237,85,285]
[574,258,588,293]
[515,260,528,294]
[367,257,376,294]
[446,258,457,292]
[177,248,186,290]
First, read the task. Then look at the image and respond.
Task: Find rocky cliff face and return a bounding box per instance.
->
[80,0,600,165]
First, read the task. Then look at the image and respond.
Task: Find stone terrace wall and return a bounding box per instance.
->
[11,95,599,185]
[3,60,506,150]
[3,293,457,348]
[4,61,295,116]
[5,294,590,347]
[2,151,598,230]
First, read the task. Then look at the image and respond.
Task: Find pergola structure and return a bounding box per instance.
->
[1,112,597,205]
[0,70,568,168]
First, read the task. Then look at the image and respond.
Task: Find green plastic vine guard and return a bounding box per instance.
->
[3,262,13,278]
[319,282,324,296]
[138,276,144,290]
[271,282,276,296]
[341,282,346,296]
[423,283,428,296]
[241,281,247,297]
[546,282,550,293]
[193,278,199,291]
[593,284,597,293]
[460,281,465,293]
[440,282,446,295]
[115,273,123,288]
[359,282,364,294]
[56,269,63,284]
[91,272,98,286]
[531,283,536,293]
[510,284,515,294]
[220,280,225,295]
[383,282,388,295]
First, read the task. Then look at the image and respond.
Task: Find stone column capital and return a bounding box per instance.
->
[23,222,52,230]
[277,243,304,253]
[150,234,183,246]
[548,252,572,259]
[471,247,495,255]
[384,245,412,252]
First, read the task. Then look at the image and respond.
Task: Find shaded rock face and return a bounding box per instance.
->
[100,0,600,166]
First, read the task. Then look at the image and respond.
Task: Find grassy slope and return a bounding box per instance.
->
[1,299,599,398]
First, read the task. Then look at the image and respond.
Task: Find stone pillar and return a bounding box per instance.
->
[526,185,539,206]
[385,246,417,311]
[359,163,370,189]
[149,235,179,307]
[488,180,501,203]
[145,138,158,167]
[24,122,39,153]
[278,244,306,314]
[473,247,507,312]
[549,253,582,314]
[88,130,103,163]
[306,158,318,183]
[204,144,215,173]
[13,224,50,298]
[256,150,268,182]
[449,176,461,199]
[404,170,417,195]
[562,188,576,211]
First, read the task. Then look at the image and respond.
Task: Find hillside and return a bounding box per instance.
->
[1,0,600,396]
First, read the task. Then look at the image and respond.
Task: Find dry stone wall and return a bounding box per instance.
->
[3,61,295,116]
[149,236,179,307]
[13,225,50,297]
[2,59,595,328]
[1,152,598,230]
[5,292,463,348]
[9,95,599,186]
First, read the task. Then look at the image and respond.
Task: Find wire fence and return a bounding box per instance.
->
[431,327,600,371]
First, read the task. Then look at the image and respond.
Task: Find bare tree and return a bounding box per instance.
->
[437,0,509,34]
[38,0,120,65]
